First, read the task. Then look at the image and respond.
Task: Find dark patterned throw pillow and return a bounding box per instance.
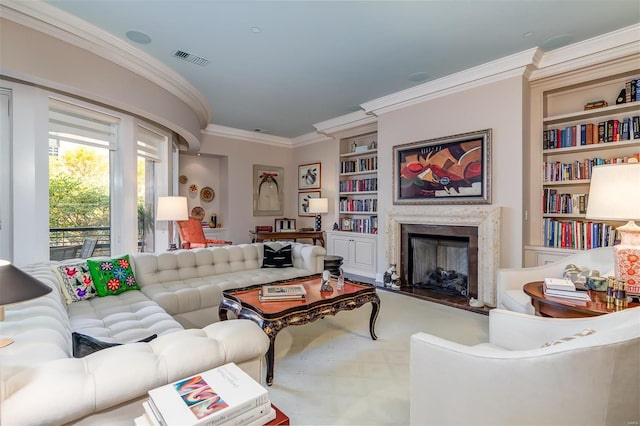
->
[72,332,157,358]
[262,244,293,268]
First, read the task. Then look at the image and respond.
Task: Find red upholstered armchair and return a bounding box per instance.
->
[176,217,229,249]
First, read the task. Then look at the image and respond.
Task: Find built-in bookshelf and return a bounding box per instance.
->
[525,63,640,266]
[338,132,378,234]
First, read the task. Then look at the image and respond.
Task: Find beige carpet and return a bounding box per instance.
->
[264,288,490,425]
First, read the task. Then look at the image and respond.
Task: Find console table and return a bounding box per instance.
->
[256,230,325,247]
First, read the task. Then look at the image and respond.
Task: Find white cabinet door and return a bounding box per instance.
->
[352,237,376,270]
[326,231,377,278]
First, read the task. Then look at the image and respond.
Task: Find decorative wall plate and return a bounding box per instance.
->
[200,186,215,202]
[189,184,198,193]
[179,175,188,184]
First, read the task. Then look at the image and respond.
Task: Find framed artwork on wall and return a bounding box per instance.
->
[298,162,321,190]
[298,191,321,216]
[253,164,284,216]
[393,129,492,205]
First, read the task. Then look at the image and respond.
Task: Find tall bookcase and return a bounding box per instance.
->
[326,131,378,278]
[525,62,640,266]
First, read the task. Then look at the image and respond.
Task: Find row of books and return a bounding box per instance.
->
[543,154,640,182]
[139,363,274,426]
[258,283,306,301]
[339,177,378,193]
[543,218,618,250]
[543,115,640,149]
[341,216,378,234]
[339,198,377,213]
[543,189,587,215]
[340,157,378,174]
[543,277,591,301]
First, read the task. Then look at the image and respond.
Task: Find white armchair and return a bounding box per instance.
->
[498,247,614,314]
[410,307,640,426]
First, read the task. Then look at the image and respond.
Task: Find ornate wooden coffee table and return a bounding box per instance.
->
[218,275,380,386]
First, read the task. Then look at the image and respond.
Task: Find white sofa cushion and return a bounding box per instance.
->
[67,289,183,343]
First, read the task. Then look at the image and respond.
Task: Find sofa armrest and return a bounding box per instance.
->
[294,244,326,273]
[409,330,630,426]
[488,308,639,350]
[1,321,270,426]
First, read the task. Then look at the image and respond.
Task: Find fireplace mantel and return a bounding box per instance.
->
[387,205,501,307]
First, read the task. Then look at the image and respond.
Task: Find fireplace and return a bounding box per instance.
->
[400,224,478,309]
[387,205,500,311]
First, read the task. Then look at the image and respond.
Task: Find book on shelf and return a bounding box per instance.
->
[147,363,270,426]
[543,285,591,301]
[543,277,576,292]
[259,283,306,301]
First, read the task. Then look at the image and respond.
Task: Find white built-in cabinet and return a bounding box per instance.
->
[325,231,377,279]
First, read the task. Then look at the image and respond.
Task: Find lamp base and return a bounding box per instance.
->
[614,220,640,294]
[0,338,14,348]
[314,215,322,232]
[167,244,178,251]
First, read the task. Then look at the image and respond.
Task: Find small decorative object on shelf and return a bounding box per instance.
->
[616,89,627,105]
[583,100,608,110]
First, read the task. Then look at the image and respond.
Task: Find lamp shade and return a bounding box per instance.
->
[156,196,188,221]
[586,163,640,221]
[0,261,52,307]
[308,198,329,214]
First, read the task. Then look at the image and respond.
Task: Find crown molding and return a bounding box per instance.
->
[360,48,541,117]
[530,23,640,81]
[202,124,295,147]
[313,110,378,137]
[291,132,334,147]
[0,0,211,127]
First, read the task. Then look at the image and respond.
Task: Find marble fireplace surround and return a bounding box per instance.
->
[386,205,501,307]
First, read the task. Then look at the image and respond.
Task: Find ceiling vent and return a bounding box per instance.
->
[171,50,209,66]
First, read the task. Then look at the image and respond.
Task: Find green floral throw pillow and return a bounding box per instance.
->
[87,255,140,297]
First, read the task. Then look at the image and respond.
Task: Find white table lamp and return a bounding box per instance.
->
[586,162,640,293]
[308,198,329,232]
[156,196,188,250]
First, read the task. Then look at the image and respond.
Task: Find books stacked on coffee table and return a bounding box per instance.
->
[138,362,275,426]
[543,277,591,301]
[259,283,306,302]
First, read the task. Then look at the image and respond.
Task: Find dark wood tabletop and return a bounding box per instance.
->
[523,281,639,318]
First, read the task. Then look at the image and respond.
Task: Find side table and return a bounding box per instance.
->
[523,281,639,318]
[323,255,343,275]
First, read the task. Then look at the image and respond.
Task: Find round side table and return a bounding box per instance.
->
[324,255,344,275]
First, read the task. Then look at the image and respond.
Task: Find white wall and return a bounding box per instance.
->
[292,140,340,231]
[178,153,225,224]
[196,133,296,244]
[376,75,526,272]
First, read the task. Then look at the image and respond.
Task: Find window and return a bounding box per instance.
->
[137,125,167,253]
[48,100,118,260]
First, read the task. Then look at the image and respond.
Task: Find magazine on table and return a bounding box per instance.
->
[260,283,306,300]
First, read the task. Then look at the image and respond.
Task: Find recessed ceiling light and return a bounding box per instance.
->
[523,31,534,38]
[126,30,152,44]
[408,72,429,82]
[251,27,262,34]
[541,34,574,51]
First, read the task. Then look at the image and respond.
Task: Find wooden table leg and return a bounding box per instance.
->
[265,335,277,386]
[369,295,380,340]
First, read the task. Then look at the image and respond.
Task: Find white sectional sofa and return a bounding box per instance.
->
[0,242,326,426]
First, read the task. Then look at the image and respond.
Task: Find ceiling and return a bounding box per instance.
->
[43,1,639,139]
